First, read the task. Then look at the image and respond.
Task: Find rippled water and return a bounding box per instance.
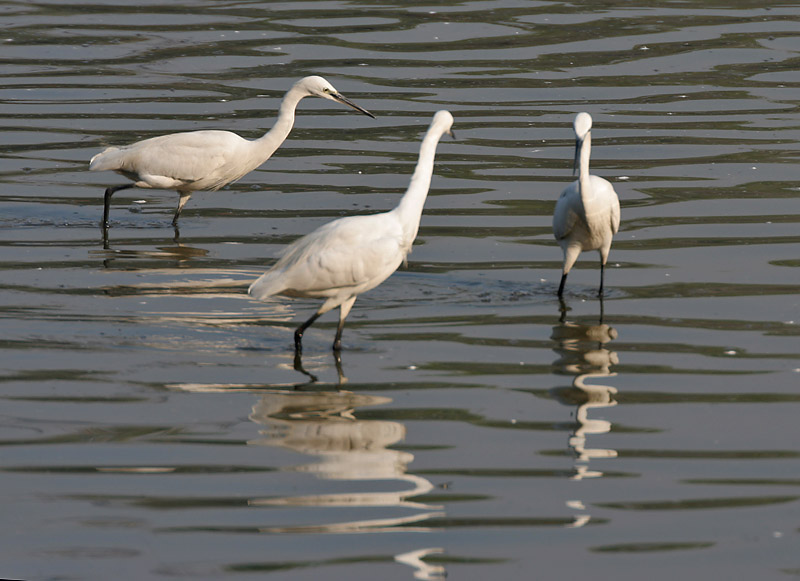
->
[2,1,800,579]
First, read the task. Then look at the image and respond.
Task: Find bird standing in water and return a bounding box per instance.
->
[249,110,454,352]
[90,76,374,229]
[553,112,620,297]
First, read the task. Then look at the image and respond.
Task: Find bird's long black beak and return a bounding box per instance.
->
[572,137,582,176]
[332,93,375,118]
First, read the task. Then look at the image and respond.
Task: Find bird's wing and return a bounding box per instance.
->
[270,215,405,294]
[609,187,621,235]
[92,131,244,187]
[553,184,582,240]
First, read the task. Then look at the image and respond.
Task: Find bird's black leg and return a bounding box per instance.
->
[294,311,322,353]
[172,193,192,227]
[332,318,346,352]
[332,297,356,352]
[102,184,135,228]
[557,272,568,297]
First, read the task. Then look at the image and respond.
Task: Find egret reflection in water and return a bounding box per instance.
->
[395,547,447,580]
[551,300,619,527]
[93,239,210,267]
[248,386,444,533]
[168,354,443,536]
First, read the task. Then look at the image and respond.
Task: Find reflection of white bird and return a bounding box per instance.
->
[90,76,374,228]
[553,112,620,297]
[249,110,454,352]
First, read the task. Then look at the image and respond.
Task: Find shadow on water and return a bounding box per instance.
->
[551,298,619,528]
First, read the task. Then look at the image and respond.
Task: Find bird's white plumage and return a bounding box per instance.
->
[90,130,255,192]
[553,112,620,296]
[91,75,374,226]
[249,213,405,302]
[249,110,454,351]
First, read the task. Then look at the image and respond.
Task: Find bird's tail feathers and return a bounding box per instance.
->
[248,272,285,300]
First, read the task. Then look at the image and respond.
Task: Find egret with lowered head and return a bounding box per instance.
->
[249,110,454,352]
[90,76,374,229]
[553,112,620,297]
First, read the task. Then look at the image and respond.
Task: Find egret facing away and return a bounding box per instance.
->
[249,110,454,352]
[553,112,620,297]
[90,76,374,228]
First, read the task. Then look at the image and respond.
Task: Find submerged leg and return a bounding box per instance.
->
[332,296,357,352]
[294,311,323,353]
[172,193,192,226]
[102,183,136,227]
[332,350,345,386]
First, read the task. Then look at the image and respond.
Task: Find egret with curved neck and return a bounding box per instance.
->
[90,76,374,229]
[553,112,620,297]
[249,110,454,352]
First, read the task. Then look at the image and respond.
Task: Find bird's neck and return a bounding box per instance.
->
[393,128,444,246]
[578,132,593,201]
[253,85,306,159]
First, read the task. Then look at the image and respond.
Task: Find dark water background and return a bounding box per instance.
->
[1,1,799,579]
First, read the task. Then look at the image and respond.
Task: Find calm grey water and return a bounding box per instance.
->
[2,1,800,579]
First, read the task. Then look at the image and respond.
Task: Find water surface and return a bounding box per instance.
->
[1,1,800,579]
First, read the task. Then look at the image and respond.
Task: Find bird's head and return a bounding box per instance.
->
[295,75,375,118]
[573,112,593,174]
[432,110,455,138]
[574,112,593,140]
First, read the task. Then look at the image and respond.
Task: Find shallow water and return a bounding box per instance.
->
[1,1,800,579]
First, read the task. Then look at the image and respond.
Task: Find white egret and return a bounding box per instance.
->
[553,112,620,297]
[90,75,374,228]
[249,110,454,352]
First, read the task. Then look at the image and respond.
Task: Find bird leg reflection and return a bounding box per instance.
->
[293,349,320,385]
[293,345,347,389]
[598,262,605,298]
[559,294,605,324]
[599,292,605,323]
